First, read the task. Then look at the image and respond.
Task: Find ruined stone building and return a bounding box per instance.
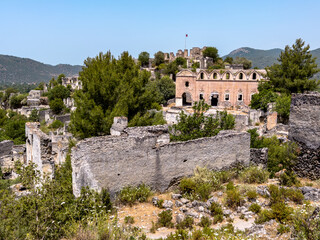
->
[61,77,82,90]
[175,66,267,108]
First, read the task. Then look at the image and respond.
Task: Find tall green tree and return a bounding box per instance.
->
[70,51,161,139]
[266,38,319,93]
[234,57,252,69]
[138,51,150,67]
[202,47,219,63]
[154,51,165,66]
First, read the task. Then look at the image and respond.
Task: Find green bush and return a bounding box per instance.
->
[157,210,174,228]
[283,188,304,204]
[225,184,244,210]
[169,100,235,142]
[176,216,194,230]
[292,205,320,239]
[271,202,293,223]
[118,184,152,205]
[277,224,290,234]
[279,171,300,187]
[209,202,224,224]
[198,216,211,228]
[179,167,215,201]
[249,203,261,214]
[49,98,65,114]
[49,120,64,129]
[246,190,258,201]
[239,166,269,184]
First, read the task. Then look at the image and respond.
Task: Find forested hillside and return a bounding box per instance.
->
[0,54,82,84]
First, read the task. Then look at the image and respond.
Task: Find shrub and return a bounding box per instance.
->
[124,216,135,224]
[271,202,293,223]
[225,185,244,210]
[246,190,258,201]
[157,210,174,228]
[249,203,261,214]
[179,167,214,201]
[292,206,320,239]
[49,98,65,114]
[155,199,164,209]
[256,209,274,224]
[279,171,300,187]
[226,181,235,191]
[209,202,224,223]
[198,216,211,228]
[277,224,290,234]
[176,216,194,230]
[118,184,152,205]
[179,177,196,195]
[239,166,269,184]
[49,120,64,129]
[283,188,304,204]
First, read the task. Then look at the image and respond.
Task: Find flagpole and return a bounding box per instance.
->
[185,36,186,49]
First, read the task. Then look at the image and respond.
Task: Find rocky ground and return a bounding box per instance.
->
[115,178,320,239]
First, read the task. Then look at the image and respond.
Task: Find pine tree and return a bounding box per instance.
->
[266,38,319,93]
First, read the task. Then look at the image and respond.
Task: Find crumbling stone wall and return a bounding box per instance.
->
[250,148,268,166]
[0,140,26,176]
[26,122,70,178]
[289,92,320,179]
[71,127,250,197]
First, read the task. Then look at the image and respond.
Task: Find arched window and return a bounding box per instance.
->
[239,73,243,80]
[238,93,243,101]
[200,72,204,79]
[185,81,189,87]
[225,93,230,101]
[213,73,217,79]
[199,93,204,100]
[226,73,230,80]
[252,73,257,80]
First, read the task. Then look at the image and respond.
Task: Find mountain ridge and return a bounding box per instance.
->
[0,54,82,84]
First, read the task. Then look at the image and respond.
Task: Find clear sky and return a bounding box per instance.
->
[0,0,319,65]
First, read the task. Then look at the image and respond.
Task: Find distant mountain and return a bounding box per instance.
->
[223,47,320,71]
[0,54,82,84]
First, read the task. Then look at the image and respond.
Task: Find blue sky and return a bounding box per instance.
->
[0,0,319,65]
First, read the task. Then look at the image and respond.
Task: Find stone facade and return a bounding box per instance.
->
[71,126,250,197]
[175,68,266,108]
[289,92,320,179]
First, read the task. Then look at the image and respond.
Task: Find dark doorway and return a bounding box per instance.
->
[182,92,192,106]
[211,94,219,106]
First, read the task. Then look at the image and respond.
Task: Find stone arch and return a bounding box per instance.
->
[182,92,192,106]
[222,71,233,80]
[197,70,208,80]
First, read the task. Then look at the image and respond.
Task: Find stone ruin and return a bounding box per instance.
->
[289,92,320,179]
[25,122,71,178]
[0,140,26,177]
[71,120,251,197]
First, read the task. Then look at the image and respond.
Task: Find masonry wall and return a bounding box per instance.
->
[289,92,320,179]
[71,128,250,197]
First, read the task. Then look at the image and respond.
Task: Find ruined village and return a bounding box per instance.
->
[0,39,320,240]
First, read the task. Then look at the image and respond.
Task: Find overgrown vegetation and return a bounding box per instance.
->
[250,38,319,123]
[118,184,152,206]
[169,100,235,142]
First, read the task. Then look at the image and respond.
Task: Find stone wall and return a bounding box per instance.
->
[289,92,320,179]
[250,148,268,166]
[0,141,26,176]
[26,122,70,178]
[71,127,250,197]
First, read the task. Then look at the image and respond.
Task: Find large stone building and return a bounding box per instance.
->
[175,65,267,108]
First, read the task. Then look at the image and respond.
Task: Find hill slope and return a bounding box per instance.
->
[223,47,320,70]
[0,54,82,84]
